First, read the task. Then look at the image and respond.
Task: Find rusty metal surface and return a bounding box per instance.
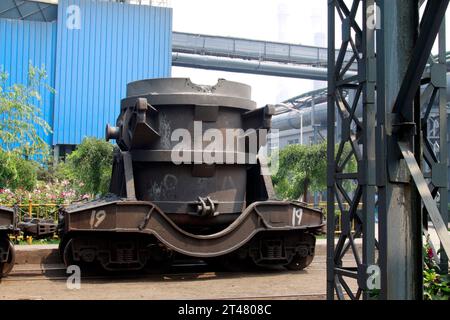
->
[0,206,16,277]
[133,164,247,214]
[18,217,57,239]
[1,205,55,239]
[0,206,15,231]
[124,78,256,110]
[0,237,15,277]
[64,199,323,258]
[62,77,324,270]
[106,78,268,216]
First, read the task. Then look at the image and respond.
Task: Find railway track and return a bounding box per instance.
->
[4,266,327,282]
[2,256,342,282]
[6,259,329,277]
[216,293,328,300]
[3,266,330,300]
[0,257,355,300]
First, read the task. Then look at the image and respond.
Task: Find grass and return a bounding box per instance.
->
[13,238,60,245]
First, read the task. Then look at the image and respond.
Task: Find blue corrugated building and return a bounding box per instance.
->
[0,0,172,157]
[0,18,57,146]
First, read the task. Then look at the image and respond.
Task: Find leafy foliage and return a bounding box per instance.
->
[0,149,38,191]
[0,64,54,192]
[62,137,114,196]
[0,137,113,203]
[424,269,450,300]
[273,142,327,200]
[272,141,356,200]
[423,237,450,300]
[0,63,53,158]
[0,179,88,206]
[0,66,112,201]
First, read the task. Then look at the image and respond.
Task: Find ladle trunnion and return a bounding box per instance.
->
[58,78,324,271]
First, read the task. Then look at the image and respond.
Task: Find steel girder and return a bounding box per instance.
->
[327,0,377,300]
[416,17,449,273]
[328,0,450,300]
[376,0,423,300]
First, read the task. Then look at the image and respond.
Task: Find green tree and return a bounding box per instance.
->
[63,137,113,196]
[0,149,38,191]
[0,63,53,158]
[0,64,53,191]
[273,142,327,200]
[272,141,356,201]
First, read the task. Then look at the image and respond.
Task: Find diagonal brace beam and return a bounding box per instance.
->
[392,0,449,117]
[398,141,450,256]
[123,152,137,201]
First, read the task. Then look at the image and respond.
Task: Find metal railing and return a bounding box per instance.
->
[16,202,60,222]
[2,202,61,244]
[0,202,60,221]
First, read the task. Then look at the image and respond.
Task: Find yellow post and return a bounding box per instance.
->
[28,201,32,218]
[26,236,33,245]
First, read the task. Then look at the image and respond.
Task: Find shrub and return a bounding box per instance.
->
[272,141,356,201]
[63,137,113,196]
[0,179,87,206]
[273,143,327,200]
[423,237,450,300]
[0,149,38,191]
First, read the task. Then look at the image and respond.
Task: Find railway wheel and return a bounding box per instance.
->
[62,238,76,267]
[285,253,314,271]
[0,238,16,278]
[59,236,69,262]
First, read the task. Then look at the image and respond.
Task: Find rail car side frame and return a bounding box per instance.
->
[61,199,324,258]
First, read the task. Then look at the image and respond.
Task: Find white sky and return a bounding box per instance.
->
[170,0,327,106]
[169,0,450,107]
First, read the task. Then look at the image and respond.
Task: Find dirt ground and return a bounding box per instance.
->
[1,240,361,300]
[0,256,341,300]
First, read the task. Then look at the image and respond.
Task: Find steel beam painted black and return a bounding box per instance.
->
[392,0,449,118]
[327,0,377,300]
[326,0,337,301]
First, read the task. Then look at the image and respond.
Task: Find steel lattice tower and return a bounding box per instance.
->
[327,0,450,300]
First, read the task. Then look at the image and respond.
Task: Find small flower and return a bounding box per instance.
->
[427,247,434,259]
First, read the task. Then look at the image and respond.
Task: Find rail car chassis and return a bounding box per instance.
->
[57,78,325,272]
[59,198,324,271]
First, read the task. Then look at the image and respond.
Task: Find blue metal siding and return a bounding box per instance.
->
[53,0,172,145]
[0,18,57,146]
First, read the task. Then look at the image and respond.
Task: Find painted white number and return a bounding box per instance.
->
[66,265,81,290]
[366,264,381,290]
[292,208,303,226]
[66,5,81,30]
[90,210,106,229]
